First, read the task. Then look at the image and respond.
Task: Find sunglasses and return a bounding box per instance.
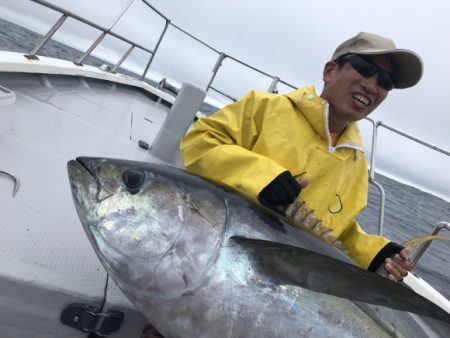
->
[335,54,395,91]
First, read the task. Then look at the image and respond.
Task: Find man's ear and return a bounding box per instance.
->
[323,61,338,83]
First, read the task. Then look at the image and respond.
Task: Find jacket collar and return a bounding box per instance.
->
[285,86,365,152]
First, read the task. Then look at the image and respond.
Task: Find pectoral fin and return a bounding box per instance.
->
[232,236,450,323]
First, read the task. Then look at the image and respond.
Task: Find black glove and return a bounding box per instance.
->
[258,171,301,207]
[367,242,404,272]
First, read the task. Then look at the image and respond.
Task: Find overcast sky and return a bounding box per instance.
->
[1,0,449,201]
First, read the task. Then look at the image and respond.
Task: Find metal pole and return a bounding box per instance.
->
[365,117,378,180]
[370,180,386,236]
[74,0,135,66]
[25,14,68,59]
[74,32,107,66]
[268,77,280,93]
[109,0,136,28]
[226,55,273,78]
[29,0,150,52]
[140,19,170,80]
[411,222,450,267]
[365,117,386,235]
[209,86,237,102]
[111,45,135,73]
[169,22,220,54]
[206,52,226,92]
[278,79,297,90]
[378,122,450,156]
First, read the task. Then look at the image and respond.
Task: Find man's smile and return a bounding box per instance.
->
[352,93,371,108]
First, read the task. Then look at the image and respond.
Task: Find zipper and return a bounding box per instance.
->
[335,142,364,152]
[323,99,364,153]
[323,100,335,153]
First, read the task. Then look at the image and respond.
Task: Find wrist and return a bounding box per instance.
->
[368,242,404,272]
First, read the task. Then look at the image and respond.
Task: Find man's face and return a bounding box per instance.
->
[321,54,393,132]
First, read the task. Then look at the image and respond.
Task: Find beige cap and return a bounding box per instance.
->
[332,32,423,89]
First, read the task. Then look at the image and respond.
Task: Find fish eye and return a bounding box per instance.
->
[122,169,145,194]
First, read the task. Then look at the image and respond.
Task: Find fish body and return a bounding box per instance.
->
[67,157,450,337]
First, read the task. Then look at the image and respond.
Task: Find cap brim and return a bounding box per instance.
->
[356,49,423,89]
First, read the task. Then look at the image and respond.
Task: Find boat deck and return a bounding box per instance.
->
[0,71,171,337]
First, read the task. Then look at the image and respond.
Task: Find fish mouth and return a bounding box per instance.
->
[68,158,120,259]
[68,157,96,180]
[68,158,95,191]
[68,157,114,203]
[68,157,100,183]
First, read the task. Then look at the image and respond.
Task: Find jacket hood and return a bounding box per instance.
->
[284,86,365,152]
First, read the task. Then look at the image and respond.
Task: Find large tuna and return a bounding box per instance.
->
[67,157,450,337]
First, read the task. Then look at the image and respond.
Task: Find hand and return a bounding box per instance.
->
[383,248,412,282]
[258,171,308,207]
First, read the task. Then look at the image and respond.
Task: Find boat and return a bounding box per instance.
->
[0,0,448,337]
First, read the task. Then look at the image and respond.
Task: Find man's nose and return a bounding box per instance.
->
[360,74,378,93]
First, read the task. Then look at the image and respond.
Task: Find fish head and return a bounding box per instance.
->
[67,157,226,299]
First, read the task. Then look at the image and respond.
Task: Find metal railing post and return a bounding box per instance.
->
[74,0,135,66]
[365,117,387,235]
[111,45,135,73]
[411,222,450,267]
[268,77,280,93]
[25,14,68,60]
[371,181,386,236]
[74,32,107,66]
[366,117,378,181]
[206,52,226,92]
[140,19,170,80]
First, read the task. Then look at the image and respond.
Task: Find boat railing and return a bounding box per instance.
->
[365,118,450,235]
[26,0,169,76]
[364,118,449,264]
[24,0,449,264]
[27,0,297,95]
[411,222,450,268]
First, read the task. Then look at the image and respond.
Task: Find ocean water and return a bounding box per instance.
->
[0,17,448,300]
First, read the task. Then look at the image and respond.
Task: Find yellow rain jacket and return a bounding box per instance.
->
[181,86,392,269]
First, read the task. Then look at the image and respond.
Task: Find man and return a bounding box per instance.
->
[180,32,423,282]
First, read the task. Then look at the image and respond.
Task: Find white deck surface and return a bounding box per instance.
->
[0,70,171,337]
